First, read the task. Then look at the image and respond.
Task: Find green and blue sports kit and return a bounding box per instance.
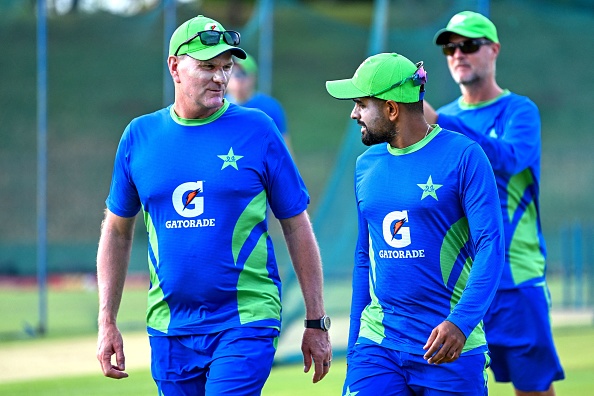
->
[344,127,504,395]
[107,101,308,394]
[438,91,565,390]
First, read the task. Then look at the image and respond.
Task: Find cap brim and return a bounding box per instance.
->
[326,79,368,100]
[434,29,453,45]
[187,45,246,61]
[434,28,482,45]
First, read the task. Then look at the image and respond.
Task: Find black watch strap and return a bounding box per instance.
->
[304,315,331,331]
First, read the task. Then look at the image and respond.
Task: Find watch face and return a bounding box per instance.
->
[323,316,331,330]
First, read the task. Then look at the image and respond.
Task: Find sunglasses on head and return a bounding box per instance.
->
[372,61,427,98]
[441,38,492,56]
[174,30,241,56]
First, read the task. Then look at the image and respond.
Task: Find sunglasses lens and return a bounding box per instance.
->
[224,31,241,46]
[442,40,485,56]
[199,30,222,45]
[411,68,427,86]
[442,45,455,56]
[175,30,240,55]
[460,41,480,54]
[416,67,427,84]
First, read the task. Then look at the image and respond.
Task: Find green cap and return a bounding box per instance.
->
[234,53,258,76]
[325,53,422,103]
[169,15,246,60]
[434,11,499,45]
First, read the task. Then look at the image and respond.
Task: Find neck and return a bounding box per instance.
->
[460,78,503,104]
[173,98,223,120]
[390,118,432,149]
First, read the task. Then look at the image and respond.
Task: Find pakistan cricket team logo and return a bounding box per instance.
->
[417,175,442,200]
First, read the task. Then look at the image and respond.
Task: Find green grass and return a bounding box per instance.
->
[0,286,148,340]
[271,327,594,395]
[0,326,592,395]
[0,274,579,340]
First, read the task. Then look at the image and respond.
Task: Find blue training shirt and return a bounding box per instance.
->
[241,92,287,135]
[437,91,546,290]
[349,126,504,357]
[106,102,309,336]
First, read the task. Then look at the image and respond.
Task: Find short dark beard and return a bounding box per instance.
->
[361,116,396,146]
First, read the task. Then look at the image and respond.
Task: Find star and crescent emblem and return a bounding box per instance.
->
[218,147,243,170]
[417,175,443,200]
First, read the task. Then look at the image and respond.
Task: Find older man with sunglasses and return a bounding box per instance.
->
[326,52,504,396]
[96,14,331,395]
[426,11,565,396]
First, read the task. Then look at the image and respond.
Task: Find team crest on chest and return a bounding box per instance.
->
[417,175,442,201]
[218,147,244,170]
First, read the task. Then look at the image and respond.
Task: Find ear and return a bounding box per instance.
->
[168,56,182,83]
[490,42,501,59]
[385,100,399,122]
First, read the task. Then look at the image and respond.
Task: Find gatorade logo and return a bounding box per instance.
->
[382,210,411,248]
[379,210,425,259]
[204,22,220,31]
[172,181,204,218]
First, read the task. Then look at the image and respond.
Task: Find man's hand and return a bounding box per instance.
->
[423,320,466,365]
[97,323,128,379]
[302,328,332,383]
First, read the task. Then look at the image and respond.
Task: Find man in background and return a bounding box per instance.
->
[227,53,292,151]
[96,14,331,395]
[427,10,565,395]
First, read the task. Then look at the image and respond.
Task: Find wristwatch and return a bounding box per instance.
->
[304,315,331,332]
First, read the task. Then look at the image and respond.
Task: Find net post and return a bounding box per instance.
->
[36,0,48,336]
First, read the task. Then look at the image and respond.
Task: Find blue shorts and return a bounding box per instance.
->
[343,344,490,396]
[484,284,565,391]
[149,327,279,396]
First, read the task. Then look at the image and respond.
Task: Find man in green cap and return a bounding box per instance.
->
[326,52,504,395]
[96,14,331,394]
[428,11,565,396]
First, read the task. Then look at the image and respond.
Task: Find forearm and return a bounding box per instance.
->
[446,242,503,337]
[280,211,325,319]
[348,205,371,352]
[348,260,369,352]
[97,211,135,326]
[449,149,505,336]
[437,105,541,177]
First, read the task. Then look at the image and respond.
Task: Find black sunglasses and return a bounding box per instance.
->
[441,38,492,56]
[174,30,241,56]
